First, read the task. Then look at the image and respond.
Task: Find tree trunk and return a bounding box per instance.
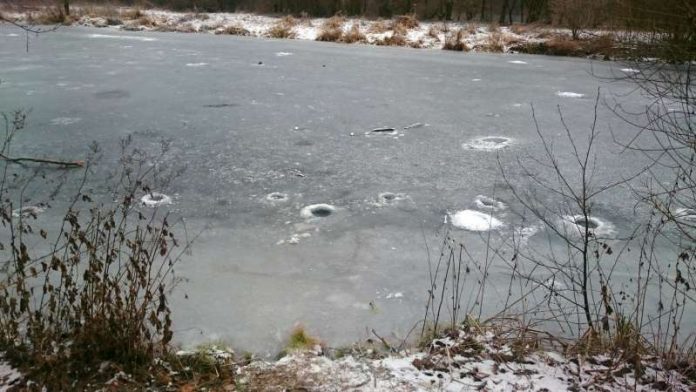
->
[63,0,70,16]
[479,0,485,20]
[499,0,510,24]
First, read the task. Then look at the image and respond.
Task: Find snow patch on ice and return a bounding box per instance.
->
[462,136,513,151]
[50,117,81,126]
[508,60,528,64]
[89,33,157,41]
[186,62,208,67]
[12,205,45,218]
[556,91,585,98]
[450,210,503,231]
[275,52,293,56]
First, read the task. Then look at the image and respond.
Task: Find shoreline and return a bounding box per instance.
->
[1,7,628,60]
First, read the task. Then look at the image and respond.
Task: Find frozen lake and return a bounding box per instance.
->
[0,26,686,355]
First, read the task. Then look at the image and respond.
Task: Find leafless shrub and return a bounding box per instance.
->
[0,112,191,389]
[550,0,605,39]
[442,30,469,51]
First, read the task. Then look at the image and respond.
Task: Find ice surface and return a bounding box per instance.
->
[0,25,684,355]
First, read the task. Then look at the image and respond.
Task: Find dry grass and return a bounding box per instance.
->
[547,36,583,54]
[340,24,366,43]
[267,18,296,39]
[134,14,158,28]
[442,30,469,51]
[409,39,425,48]
[509,23,528,35]
[119,7,143,20]
[316,16,345,42]
[488,21,500,33]
[216,24,250,36]
[583,34,615,55]
[479,32,505,52]
[375,32,407,46]
[368,19,389,34]
[323,14,345,30]
[316,26,343,42]
[391,14,419,30]
[27,7,69,25]
[500,32,523,47]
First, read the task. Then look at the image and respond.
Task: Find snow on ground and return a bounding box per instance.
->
[238,329,693,391]
[0,355,22,392]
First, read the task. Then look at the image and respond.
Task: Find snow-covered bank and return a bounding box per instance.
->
[2,7,619,56]
[236,328,692,391]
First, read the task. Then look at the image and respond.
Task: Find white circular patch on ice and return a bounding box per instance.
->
[675,208,696,222]
[450,210,503,232]
[561,215,615,237]
[141,192,172,207]
[508,60,527,64]
[556,91,585,98]
[300,203,336,219]
[474,195,506,211]
[620,68,639,73]
[186,62,208,67]
[472,78,481,81]
[265,192,289,203]
[275,52,293,56]
[462,136,512,151]
[12,205,45,218]
[50,117,81,126]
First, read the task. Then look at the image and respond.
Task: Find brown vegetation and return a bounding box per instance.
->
[479,31,504,52]
[375,32,407,46]
[216,24,251,36]
[340,24,366,43]
[442,29,469,51]
[517,34,617,58]
[367,19,388,34]
[267,17,296,39]
[391,14,418,30]
[316,15,345,42]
